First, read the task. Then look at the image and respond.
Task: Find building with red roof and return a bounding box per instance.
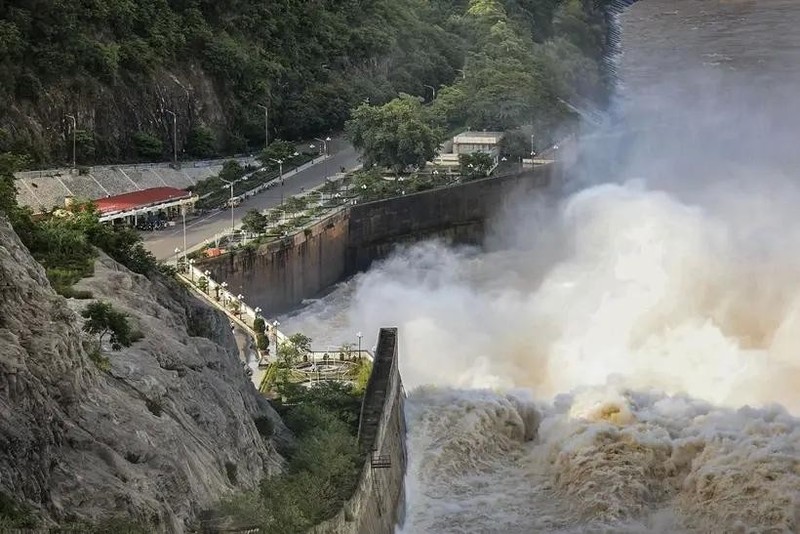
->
[93,187,198,224]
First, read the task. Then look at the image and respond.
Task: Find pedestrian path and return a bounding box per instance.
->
[178,266,288,389]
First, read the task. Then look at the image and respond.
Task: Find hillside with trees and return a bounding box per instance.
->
[348,0,614,170]
[0,0,613,167]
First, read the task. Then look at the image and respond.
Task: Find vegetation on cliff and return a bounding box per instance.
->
[214,381,365,533]
[0,155,168,295]
[0,0,463,165]
[1,0,612,167]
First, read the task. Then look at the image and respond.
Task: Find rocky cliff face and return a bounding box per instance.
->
[0,215,286,531]
[3,64,227,165]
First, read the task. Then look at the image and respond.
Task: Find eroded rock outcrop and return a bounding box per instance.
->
[0,216,286,531]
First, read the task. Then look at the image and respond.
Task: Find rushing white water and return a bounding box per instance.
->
[283,179,800,532]
[280,1,800,531]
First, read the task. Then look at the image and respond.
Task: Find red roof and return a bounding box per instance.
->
[94,187,192,214]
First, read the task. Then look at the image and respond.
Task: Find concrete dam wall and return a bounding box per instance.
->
[198,164,558,314]
[309,327,406,534]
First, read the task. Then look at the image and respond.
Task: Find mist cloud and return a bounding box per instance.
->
[281,2,800,530]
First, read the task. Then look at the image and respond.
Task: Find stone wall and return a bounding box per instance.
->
[309,327,407,534]
[198,164,557,313]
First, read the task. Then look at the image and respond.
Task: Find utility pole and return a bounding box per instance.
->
[165,109,177,167]
[181,205,187,269]
[530,133,536,166]
[313,137,331,156]
[257,104,269,149]
[65,114,77,169]
[220,178,235,234]
[269,158,284,206]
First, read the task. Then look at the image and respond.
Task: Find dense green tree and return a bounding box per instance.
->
[346,95,443,173]
[241,209,267,234]
[258,140,297,167]
[81,301,134,351]
[219,160,244,182]
[74,130,96,163]
[256,333,269,351]
[499,129,534,159]
[185,126,216,159]
[0,152,28,214]
[0,0,611,165]
[253,317,265,334]
[131,132,163,161]
[459,152,495,180]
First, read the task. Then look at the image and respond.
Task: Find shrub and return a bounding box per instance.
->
[145,397,163,417]
[253,317,265,334]
[87,345,111,372]
[256,333,269,351]
[225,461,238,485]
[0,492,36,528]
[253,415,274,438]
[185,126,216,159]
[132,131,163,161]
[129,329,145,343]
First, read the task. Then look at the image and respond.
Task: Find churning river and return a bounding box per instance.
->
[281,1,800,532]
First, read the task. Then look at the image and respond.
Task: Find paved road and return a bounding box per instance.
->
[144,138,359,260]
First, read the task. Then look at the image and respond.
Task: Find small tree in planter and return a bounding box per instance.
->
[256,333,269,351]
[253,317,265,334]
[197,276,209,293]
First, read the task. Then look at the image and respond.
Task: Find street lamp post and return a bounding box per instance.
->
[174,247,181,269]
[220,177,235,235]
[189,258,196,281]
[269,158,284,206]
[356,331,362,360]
[313,137,331,156]
[181,205,187,269]
[65,114,77,169]
[165,110,177,167]
[257,104,269,149]
[220,280,228,302]
[236,294,245,318]
[272,320,280,360]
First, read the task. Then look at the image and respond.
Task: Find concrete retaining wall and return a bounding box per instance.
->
[309,327,406,534]
[202,209,350,313]
[198,164,557,314]
[346,164,555,273]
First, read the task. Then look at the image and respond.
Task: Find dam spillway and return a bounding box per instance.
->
[280,2,800,532]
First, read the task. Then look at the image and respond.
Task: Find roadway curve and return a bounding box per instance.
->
[144,138,359,260]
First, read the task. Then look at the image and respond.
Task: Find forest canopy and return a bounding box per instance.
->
[0,0,613,166]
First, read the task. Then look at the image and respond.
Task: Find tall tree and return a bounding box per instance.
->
[346,95,443,173]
